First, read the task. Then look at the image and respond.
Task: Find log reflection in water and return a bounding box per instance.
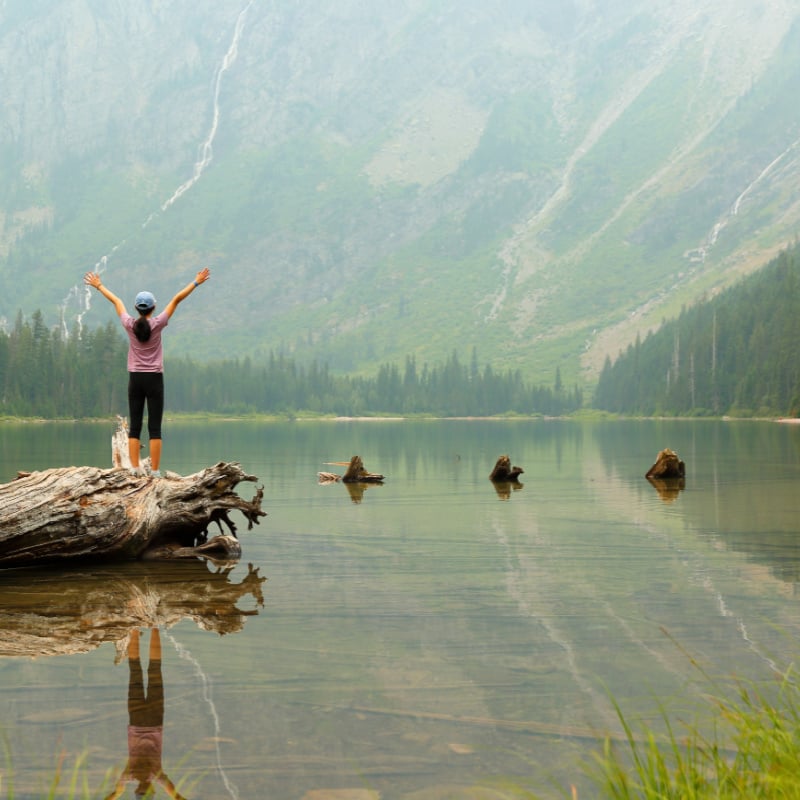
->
[0,560,266,660]
[345,481,375,504]
[646,475,686,503]
[491,479,525,501]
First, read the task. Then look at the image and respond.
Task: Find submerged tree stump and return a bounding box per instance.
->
[0,419,266,568]
[645,448,686,501]
[489,455,524,483]
[342,455,384,483]
[318,455,384,484]
[645,448,686,480]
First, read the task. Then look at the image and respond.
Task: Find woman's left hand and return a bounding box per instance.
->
[195,267,210,285]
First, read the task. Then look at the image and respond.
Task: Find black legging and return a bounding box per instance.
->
[128,372,164,440]
[127,653,164,728]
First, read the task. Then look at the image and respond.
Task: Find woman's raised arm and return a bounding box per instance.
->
[84,272,126,317]
[163,267,211,319]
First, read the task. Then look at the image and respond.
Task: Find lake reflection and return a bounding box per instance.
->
[0,561,266,659]
[1,419,800,798]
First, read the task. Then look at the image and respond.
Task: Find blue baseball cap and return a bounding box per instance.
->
[134,291,156,312]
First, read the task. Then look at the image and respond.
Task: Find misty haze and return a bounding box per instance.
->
[2,0,799,386]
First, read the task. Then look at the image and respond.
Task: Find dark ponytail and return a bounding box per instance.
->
[133,316,152,342]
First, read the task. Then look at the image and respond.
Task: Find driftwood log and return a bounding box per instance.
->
[0,419,266,567]
[0,560,266,660]
[0,463,265,567]
[489,455,524,482]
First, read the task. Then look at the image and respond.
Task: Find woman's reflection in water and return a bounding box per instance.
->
[105,628,187,800]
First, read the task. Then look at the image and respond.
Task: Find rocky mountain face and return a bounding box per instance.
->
[2,0,799,386]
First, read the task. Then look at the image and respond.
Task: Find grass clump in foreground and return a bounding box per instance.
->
[587,665,800,799]
[0,747,199,800]
[1,750,92,800]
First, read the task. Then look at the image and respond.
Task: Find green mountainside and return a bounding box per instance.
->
[2,0,800,390]
[594,242,800,417]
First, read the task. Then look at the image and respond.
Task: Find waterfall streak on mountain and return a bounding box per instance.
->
[702,137,800,256]
[161,1,253,211]
[167,631,240,800]
[67,252,114,338]
[732,139,800,217]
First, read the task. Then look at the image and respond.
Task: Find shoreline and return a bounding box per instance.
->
[2,412,799,424]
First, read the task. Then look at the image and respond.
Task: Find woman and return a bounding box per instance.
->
[83,268,210,476]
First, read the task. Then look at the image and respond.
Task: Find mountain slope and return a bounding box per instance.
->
[593,242,800,416]
[1,0,799,387]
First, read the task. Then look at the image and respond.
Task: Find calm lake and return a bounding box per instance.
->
[2,418,800,799]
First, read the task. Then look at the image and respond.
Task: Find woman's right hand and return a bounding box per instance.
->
[84,272,102,289]
[195,267,210,285]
